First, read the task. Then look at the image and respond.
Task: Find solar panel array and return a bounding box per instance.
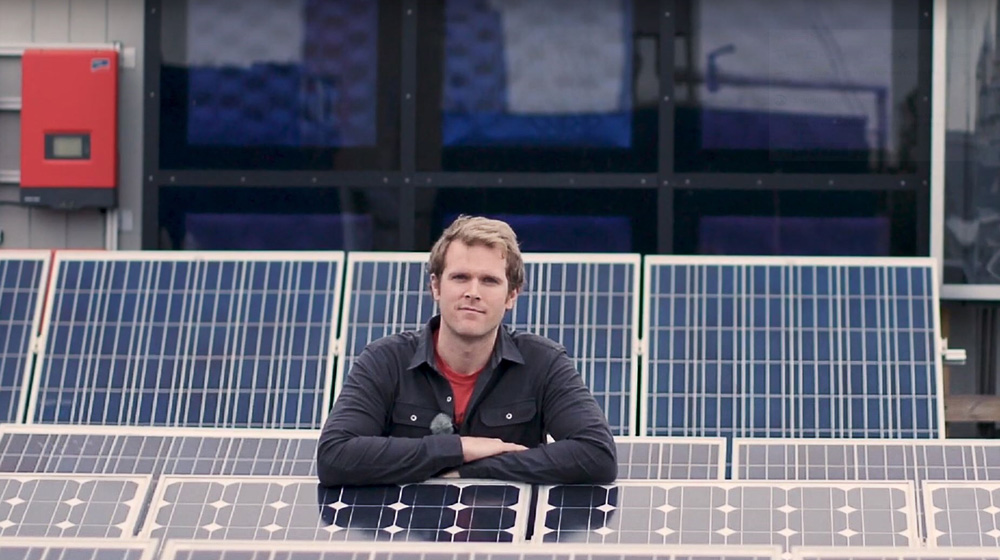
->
[614,437,726,480]
[643,257,942,439]
[337,253,640,435]
[0,539,156,560]
[143,477,531,542]
[923,482,1000,548]
[0,252,49,424]
[28,252,344,428]
[0,474,149,538]
[0,425,319,477]
[159,542,786,560]
[534,481,918,550]
[792,548,1000,560]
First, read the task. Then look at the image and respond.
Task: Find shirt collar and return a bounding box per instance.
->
[407,315,525,371]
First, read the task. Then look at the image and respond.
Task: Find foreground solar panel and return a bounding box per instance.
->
[643,257,943,439]
[0,252,48,424]
[161,541,784,560]
[29,251,344,428]
[143,477,531,542]
[792,547,1000,560]
[0,425,319,476]
[0,474,149,538]
[0,538,156,560]
[732,438,1000,540]
[337,253,641,435]
[614,436,726,480]
[534,481,917,550]
[924,482,1000,547]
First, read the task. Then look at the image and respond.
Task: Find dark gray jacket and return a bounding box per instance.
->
[317,316,617,485]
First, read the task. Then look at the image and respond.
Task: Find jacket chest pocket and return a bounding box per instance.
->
[480,399,537,428]
[390,402,446,436]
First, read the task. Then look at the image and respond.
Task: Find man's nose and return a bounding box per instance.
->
[464,282,481,299]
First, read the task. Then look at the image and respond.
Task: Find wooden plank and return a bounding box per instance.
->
[945,395,1000,423]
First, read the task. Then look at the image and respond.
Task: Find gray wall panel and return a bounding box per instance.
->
[27,211,68,248]
[0,205,31,248]
[0,114,18,171]
[65,210,105,248]
[0,0,34,40]
[69,0,108,42]
[31,0,71,42]
[0,59,22,98]
[107,0,144,249]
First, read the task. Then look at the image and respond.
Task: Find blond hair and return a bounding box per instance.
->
[428,215,524,292]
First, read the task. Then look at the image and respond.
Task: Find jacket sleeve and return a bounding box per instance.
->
[456,348,617,484]
[316,345,465,486]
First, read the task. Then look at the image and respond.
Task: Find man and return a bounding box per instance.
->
[317,215,617,485]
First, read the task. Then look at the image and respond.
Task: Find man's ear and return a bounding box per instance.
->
[430,274,441,301]
[505,288,519,310]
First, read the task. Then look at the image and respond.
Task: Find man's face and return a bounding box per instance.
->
[431,241,518,343]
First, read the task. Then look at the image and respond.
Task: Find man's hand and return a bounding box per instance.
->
[459,436,527,463]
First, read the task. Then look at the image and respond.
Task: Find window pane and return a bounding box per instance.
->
[943,0,1000,284]
[159,186,400,250]
[674,0,923,174]
[159,0,400,170]
[674,190,916,256]
[420,187,657,252]
[416,0,659,172]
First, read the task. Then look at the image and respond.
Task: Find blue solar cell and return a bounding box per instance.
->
[643,258,942,439]
[337,253,640,435]
[29,253,343,428]
[0,253,48,424]
[143,477,531,542]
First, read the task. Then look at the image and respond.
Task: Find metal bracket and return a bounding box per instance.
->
[941,338,968,366]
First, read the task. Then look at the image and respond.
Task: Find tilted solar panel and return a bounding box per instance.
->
[0,252,49,424]
[923,482,1000,548]
[792,547,1000,560]
[0,425,318,477]
[336,253,640,435]
[614,436,726,480]
[143,477,531,542]
[0,474,149,538]
[643,257,943,439]
[29,252,344,428]
[731,438,1000,540]
[0,538,156,560]
[533,480,918,551]
[160,542,784,560]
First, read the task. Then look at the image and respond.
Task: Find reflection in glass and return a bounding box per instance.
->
[675,190,917,256]
[417,0,658,172]
[422,187,657,253]
[158,186,400,251]
[944,0,1000,284]
[159,0,398,169]
[674,0,923,174]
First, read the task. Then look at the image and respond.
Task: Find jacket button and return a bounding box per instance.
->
[410,414,418,421]
[446,396,452,402]
[505,412,513,420]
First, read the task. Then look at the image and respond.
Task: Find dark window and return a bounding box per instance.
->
[674,190,917,256]
[159,186,401,250]
[420,187,657,253]
[673,0,924,174]
[159,0,401,170]
[415,0,659,172]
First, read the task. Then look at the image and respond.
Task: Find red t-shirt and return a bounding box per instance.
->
[434,333,483,426]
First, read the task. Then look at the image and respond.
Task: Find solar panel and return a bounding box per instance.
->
[792,547,1000,560]
[143,477,531,542]
[731,438,1000,541]
[923,482,1000,547]
[533,480,918,551]
[0,252,49,424]
[160,541,784,560]
[28,251,344,428]
[614,436,726,480]
[0,538,156,560]
[336,252,641,435]
[0,425,319,477]
[642,257,943,439]
[0,474,149,538]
